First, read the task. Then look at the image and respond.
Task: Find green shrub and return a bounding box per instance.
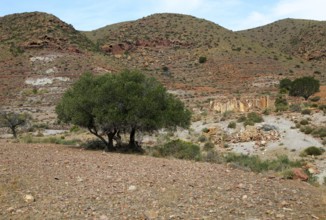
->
[224,154,302,173]
[311,127,326,138]
[274,96,288,112]
[300,119,309,125]
[203,142,215,151]
[199,56,207,63]
[247,112,263,123]
[202,127,209,133]
[282,169,295,179]
[228,121,236,129]
[303,126,313,134]
[237,115,247,123]
[303,146,323,156]
[157,140,201,161]
[289,104,302,112]
[301,109,311,115]
[204,150,223,163]
[243,120,255,127]
[198,135,207,142]
[309,96,320,102]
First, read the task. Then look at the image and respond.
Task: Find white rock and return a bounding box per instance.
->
[24,194,35,203]
[128,185,137,191]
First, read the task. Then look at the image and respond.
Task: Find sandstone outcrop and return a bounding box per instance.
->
[210,96,272,113]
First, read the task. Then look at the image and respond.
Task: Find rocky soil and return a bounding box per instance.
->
[0,140,325,219]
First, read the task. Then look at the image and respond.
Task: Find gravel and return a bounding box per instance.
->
[1,140,325,219]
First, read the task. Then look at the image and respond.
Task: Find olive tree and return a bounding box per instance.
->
[56,70,191,152]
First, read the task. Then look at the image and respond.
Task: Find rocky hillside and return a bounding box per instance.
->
[0,12,119,109]
[0,12,95,52]
[0,12,325,116]
[239,19,326,77]
[84,14,323,104]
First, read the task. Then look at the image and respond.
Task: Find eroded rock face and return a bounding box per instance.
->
[210,96,272,113]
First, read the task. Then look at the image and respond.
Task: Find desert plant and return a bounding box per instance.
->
[302,146,323,156]
[247,112,263,123]
[289,104,302,112]
[274,95,288,112]
[227,121,236,129]
[237,115,247,123]
[309,96,320,102]
[301,109,311,115]
[156,139,201,161]
[199,56,207,63]
[300,119,309,125]
[203,141,215,151]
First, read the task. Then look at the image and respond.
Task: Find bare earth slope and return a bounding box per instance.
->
[1,142,325,219]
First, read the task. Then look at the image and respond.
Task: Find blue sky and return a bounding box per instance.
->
[1,0,325,31]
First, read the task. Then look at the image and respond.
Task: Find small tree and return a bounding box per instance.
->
[56,70,191,152]
[289,77,320,100]
[0,111,29,138]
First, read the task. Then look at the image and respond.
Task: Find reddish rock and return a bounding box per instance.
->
[292,168,308,181]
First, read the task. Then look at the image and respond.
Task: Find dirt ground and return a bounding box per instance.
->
[0,140,326,220]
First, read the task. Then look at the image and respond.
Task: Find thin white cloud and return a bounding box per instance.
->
[235,0,326,30]
[273,0,326,20]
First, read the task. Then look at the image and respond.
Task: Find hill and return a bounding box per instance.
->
[238,19,326,76]
[0,12,118,109]
[84,14,322,104]
[0,12,325,119]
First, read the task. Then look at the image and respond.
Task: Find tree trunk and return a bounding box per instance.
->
[10,126,17,138]
[129,127,142,151]
[113,130,122,147]
[87,126,109,151]
[129,127,137,148]
[107,130,117,152]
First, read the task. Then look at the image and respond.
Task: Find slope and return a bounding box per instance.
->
[0,12,118,110]
[238,19,326,81]
[85,13,321,104]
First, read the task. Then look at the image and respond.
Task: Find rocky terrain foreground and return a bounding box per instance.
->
[0,140,325,220]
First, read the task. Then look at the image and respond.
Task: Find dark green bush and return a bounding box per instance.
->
[237,115,247,123]
[157,139,201,160]
[309,96,320,102]
[274,96,288,112]
[198,135,207,142]
[247,112,264,123]
[203,142,215,151]
[228,121,236,129]
[199,56,207,63]
[301,109,311,115]
[300,119,309,125]
[303,146,323,156]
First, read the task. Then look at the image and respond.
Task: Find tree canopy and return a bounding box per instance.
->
[56,70,191,152]
[289,76,320,100]
[0,111,29,138]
